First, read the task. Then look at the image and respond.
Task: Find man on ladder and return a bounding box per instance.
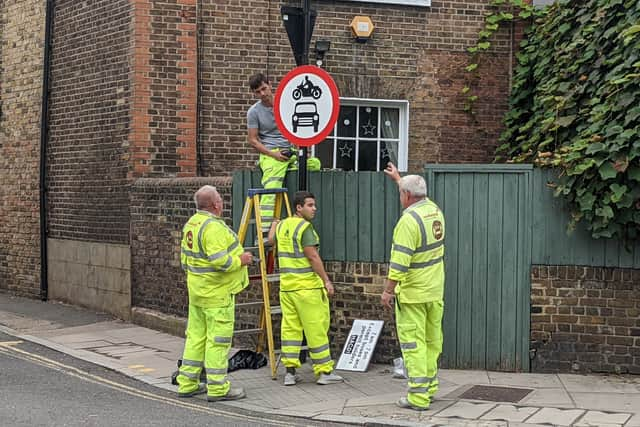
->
[267,191,344,386]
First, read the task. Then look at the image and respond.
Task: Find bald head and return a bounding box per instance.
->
[194,185,222,215]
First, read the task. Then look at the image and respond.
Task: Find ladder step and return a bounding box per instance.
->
[249,273,280,282]
[234,328,264,335]
[236,302,282,315]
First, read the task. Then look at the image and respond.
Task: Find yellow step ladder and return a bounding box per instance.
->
[236,187,291,380]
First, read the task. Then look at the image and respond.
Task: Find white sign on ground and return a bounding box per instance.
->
[336,319,384,372]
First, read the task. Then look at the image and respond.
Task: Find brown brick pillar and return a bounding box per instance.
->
[129,0,197,179]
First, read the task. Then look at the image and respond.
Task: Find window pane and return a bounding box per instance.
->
[314,139,334,169]
[335,139,355,171]
[358,142,378,171]
[380,141,398,166]
[337,106,356,137]
[359,106,379,138]
[381,108,399,139]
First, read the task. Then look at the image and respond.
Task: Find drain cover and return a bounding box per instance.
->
[459,385,533,403]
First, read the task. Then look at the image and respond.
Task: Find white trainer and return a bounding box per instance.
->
[284,372,299,386]
[316,372,344,385]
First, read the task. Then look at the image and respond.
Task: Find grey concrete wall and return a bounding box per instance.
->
[47,239,131,320]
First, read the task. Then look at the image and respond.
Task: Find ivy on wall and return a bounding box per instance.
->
[487,0,640,241]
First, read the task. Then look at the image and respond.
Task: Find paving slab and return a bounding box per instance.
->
[625,413,640,427]
[341,403,422,423]
[571,392,640,414]
[441,369,490,386]
[559,374,640,394]
[282,398,346,416]
[519,387,575,408]
[488,372,563,389]
[526,407,585,426]
[479,404,540,422]
[572,410,632,427]
[435,401,496,419]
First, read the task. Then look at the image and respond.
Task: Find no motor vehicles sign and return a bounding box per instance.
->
[274,65,340,147]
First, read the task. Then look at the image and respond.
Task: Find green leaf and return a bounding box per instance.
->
[628,166,640,181]
[577,192,596,211]
[610,184,627,203]
[477,42,491,50]
[585,142,605,154]
[555,115,576,127]
[465,63,479,72]
[595,205,614,220]
[461,86,470,94]
[625,107,640,124]
[599,162,618,180]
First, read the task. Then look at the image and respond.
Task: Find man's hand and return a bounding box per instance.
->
[324,280,335,298]
[240,251,254,266]
[381,290,394,310]
[383,162,401,183]
[272,151,289,162]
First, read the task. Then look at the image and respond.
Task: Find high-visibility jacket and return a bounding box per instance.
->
[276,216,323,292]
[180,210,249,308]
[388,198,445,304]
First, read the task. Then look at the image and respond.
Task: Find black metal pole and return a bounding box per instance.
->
[298,0,310,191]
[40,0,54,301]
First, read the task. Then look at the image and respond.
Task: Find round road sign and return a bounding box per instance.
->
[274,65,340,147]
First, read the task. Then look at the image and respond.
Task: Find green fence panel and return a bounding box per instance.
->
[530,168,640,268]
[426,164,532,372]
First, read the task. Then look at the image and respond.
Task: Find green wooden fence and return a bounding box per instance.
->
[531,168,640,268]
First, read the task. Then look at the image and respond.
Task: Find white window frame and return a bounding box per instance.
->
[311,97,409,172]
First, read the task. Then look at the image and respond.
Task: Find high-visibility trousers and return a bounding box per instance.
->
[395,300,444,409]
[280,288,334,376]
[258,149,297,233]
[177,297,235,397]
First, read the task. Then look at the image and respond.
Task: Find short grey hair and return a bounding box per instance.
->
[399,175,427,197]
[194,185,218,209]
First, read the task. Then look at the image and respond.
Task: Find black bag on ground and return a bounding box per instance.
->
[228,350,267,372]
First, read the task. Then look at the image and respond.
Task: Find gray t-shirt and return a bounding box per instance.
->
[247,101,290,149]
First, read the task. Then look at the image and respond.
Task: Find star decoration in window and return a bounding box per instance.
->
[338,143,353,158]
[381,147,390,159]
[361,120,376,136]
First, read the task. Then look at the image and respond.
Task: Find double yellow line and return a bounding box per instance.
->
[0,340,295,426]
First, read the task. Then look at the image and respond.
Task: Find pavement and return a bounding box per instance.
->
[1,292,639,427]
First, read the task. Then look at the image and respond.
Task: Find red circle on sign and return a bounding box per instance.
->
[274,65,340,147]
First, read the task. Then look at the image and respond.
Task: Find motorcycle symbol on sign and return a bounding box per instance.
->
[292,76,322,100]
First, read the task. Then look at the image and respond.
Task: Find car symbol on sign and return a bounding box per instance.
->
[292,102,319,133]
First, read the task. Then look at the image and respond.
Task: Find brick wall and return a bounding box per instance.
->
[130,177,233,314]
[129,0,198,179]
[198,0,517,175]
[46,0,131,244]
[531,265,640,374]
[0,0,45,296]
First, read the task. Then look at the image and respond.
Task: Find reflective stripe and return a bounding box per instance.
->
[182,248,204,259]
[205,368,227,375]
[309,343,330,354]
[278,251,305,259]
[219,256,233,271]
[279,267,314,274]
[214,336,231,344]
[390,262,408,273]
[264,176,284,185]
[400,342,417,350]
[392,244,414,256]
[408,211,428,251]
[181,359,204,367]
[197,218,216,256]
[206,241,240,262]
[183,265,219,274]
[410,376,435,384]
[421,240,444,252]
[207,377,228,385]
[291,220,307,256]
[410,257,443,269]
[311,355,332,365]
[281,340,303,347]
[408,387,428,393]
[281,352,299,359]
[178,370,199,380]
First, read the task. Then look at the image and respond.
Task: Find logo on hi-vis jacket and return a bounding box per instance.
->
[432,221,443,240]
[186,230,194,249]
